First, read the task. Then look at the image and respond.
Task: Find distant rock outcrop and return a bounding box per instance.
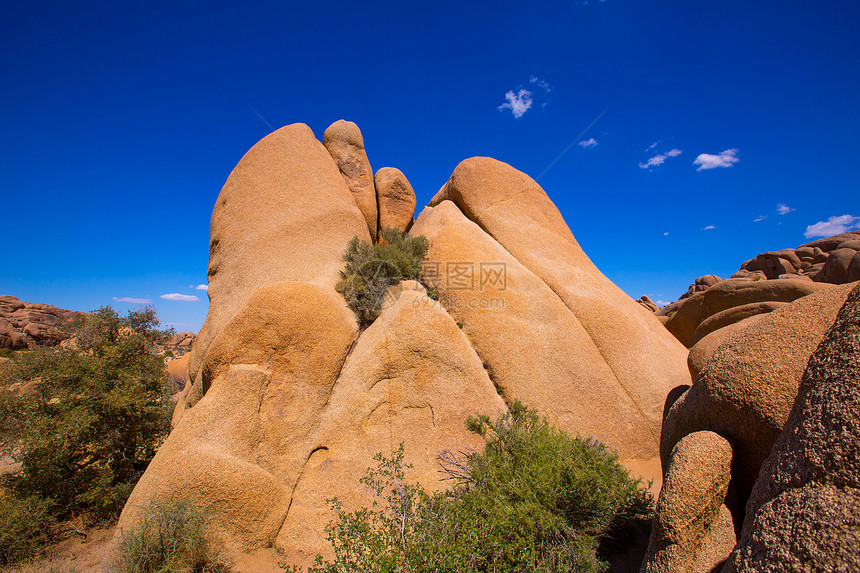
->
[0,295,83,349]
[119,123,691,569]
[654,231,860,350]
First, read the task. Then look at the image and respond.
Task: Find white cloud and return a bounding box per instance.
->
[578,138,598,148]
[647,141,659,150]
[694,148,739,171]
[193,284,208,291]
[113,296,151,304]
[754,215,768,222]
[803,215,860,239]
[703,225,717,230]
[498,89,533,118]
[529,76,551,92]
[160,293,200,302]
[639,149,681,169]
[776,203,794,215]
[663,232,669,236]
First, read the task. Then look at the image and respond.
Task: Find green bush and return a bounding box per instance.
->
[0,495,56,566]
[0,306,173,524]
[305,402,653,573]
[115,497,229,573]
[336,228,429,326]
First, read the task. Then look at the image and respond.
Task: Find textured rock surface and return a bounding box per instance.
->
[187,123,370,403]
[723,282,860,572]
[663,279,829,348]
[686,314,767,380]
[641,431,735,573]
[119,282,359,553]
[430,158,690,455]
[662,283,856,499]
[412,201,665,471]
[277,284,506,565]
[374,167,416,235]
[323,120,378,241]
[0,295,82,349]
[689,301,786,347]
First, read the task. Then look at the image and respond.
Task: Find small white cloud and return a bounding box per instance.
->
[647,141,659,150]
[193,284,209,291]
[776,203,794,215]
[803,215,860,239]
[703,225,717,230]
[160,293,200,302]
[578,138,598,148]
[498,88,533,118]
[640,155,666,169]
[529,76,551,92]
[640,149,681,170]
[113,296,151,304]
[754,215,768,222]
[663,232,669,236]
[694,148,739,171]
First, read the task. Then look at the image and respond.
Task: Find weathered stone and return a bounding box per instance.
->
[430,158,691,467]
[664,279,829,348]
[744,253,796,279]
[687,314,766,380]
[723,283,860,572]
[641,431,735,573]
[276,284,506,566]
[374,167,416,235]
[817,247,856,284]
[119,282,358,555]
[689,301,786,346]
[849,252,860,282]
[188,123,370,399]
[662,283,855,499]
[800,230,860,252]
[323,120,378,241]
[638,295,659,312]
[411,201,668,483]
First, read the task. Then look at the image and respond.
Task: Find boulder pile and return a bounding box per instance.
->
[639,237,859,571]
[0,295,82,349]
[118,121,691,569]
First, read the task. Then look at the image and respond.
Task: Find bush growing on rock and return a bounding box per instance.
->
[336,228,429,326]
[0,306,173,530]
[304,402,653,573]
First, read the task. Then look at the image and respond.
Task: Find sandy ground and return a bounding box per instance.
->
[3,525,116,573]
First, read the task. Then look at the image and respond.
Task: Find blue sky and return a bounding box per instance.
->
[2,0,858,331]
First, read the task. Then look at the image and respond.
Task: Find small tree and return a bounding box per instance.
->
[1,306,173,523]
[336,228,429,326]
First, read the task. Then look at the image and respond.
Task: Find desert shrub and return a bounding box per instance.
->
[115,496,228,573]
[0,495,56,566]
[0,306,173,524]
[306,402,653,573]
[336,228,429,326]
